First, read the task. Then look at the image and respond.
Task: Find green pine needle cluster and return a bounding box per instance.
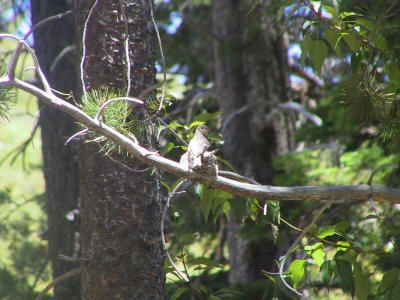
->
[80,87,134,154]
[340,69,400,148]
[0,64,16,125]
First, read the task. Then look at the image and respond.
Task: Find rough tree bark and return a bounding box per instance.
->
[31,1,81,299]
[74,0,164,298]
[212,0,294,284]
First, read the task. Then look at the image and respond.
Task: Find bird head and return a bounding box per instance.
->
[195,124,210,135]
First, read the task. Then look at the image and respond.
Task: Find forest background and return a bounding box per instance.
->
[0,0,400,299]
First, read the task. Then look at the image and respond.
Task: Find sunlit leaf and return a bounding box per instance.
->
[193,112,221,123]
[289,259,306,288]
[317,226,335,238]
[191,257,223,269]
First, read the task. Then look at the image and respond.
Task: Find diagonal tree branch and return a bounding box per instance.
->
[0,34,399,204]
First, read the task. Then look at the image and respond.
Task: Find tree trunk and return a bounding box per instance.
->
[74,0,165,298]
[212,0,293,285]
[31,1,81,299]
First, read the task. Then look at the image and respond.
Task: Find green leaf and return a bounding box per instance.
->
[385,62,400,88]
[336,241,350,252]
[267,200,280,224]
[354,262,371,300]
[322,4,338,20]
[325,27,341,57]
[320,261,332,286]
[309,40,328,76]
[227,198,246,222]
[181,233,198,244]
[392,282,400,300]
[209,295,221,300]
[375,34,388,51]
[276,5,286,22]
[161,142,175,155]
[212,194,227,224]
[191,257,223,269]
[333,258,354,292]
[195,184,204,199]
[335,221,350,233]
[301,34,312,68]
[189,120,206,129]
[378,268,400,294]
[340,11,358,18]
[317,226,336,238]
[350,53,362,74]
[355,17,375,31]
[200,187,216,223]
[170,287,190,300]
[193,112,221,123]
[289,259,306,288]
[222,201,231,220]
[284,5,300,25]
[311,244,325,268]
[343,34,362,52]
[167,122,185,130]
[305,243,325,267]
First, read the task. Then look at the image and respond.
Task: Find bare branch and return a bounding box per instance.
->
[80,0,100,102]
[149,0,167,113]
[119,1,131,96]
[24,10,73,40]
[35,268,81,300]
[161,180,190,282]
[50,45,76,74]
[265,102,323,127]
[1,74,399,204]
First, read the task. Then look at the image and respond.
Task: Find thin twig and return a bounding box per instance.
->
[95,97,144,121]
[80,0,100,102]
[161,179,190,282]
[217,170,260,185]
[24,10,73,40]
[65,128,88,145]
[158,118,188,146]
[0,34,52,93]
[367,163,398,248]
[278,199,334,296]
[368,163,398,211]
[149,0,167,113]
[119,1,131,97]
[35,268,82,300]
[105,154,152,173]
[50,45,76,73]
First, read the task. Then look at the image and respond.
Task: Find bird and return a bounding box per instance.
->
[188,124,211,168]
[179,124,211,170]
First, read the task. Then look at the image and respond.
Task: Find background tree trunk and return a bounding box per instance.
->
[31,1,81,299]
[212,0,293,285]
[74,0,165,298]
